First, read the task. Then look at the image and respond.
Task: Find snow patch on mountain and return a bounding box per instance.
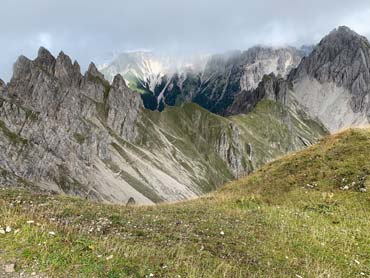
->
[99,51,209,91]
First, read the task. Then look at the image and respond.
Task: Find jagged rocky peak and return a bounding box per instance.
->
[34,46,56,75]
[55,51,82,85]
[289,26,370,132]
[189,46,304,115]
[226,73,291,115]
[111,73,128,89]
[290,26,370,87]
[10,47,84,85]
[86,62,106,81]
[12,55,32,81]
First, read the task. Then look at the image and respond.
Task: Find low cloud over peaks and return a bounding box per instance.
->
[1,0,370,80]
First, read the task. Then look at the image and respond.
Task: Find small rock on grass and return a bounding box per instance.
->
[5,263,15,273]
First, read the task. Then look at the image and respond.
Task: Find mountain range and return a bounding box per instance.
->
[100,46,305,114]
[1,26,369,204]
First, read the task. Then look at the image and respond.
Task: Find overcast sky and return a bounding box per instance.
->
[1,0,370,81]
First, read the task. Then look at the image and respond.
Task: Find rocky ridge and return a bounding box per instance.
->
[225,73,291,115]
[100,47,304,115]
[0,48,326,204]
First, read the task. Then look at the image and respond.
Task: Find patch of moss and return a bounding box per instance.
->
[73,133,87,144]
[0,120,28,145]
[25,109,39,122]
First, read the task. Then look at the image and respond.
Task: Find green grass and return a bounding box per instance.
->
[0,129,369,277]
[73,133,87,144]
[0,120,29,145]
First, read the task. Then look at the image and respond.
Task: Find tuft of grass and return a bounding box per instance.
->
[0,120,28,145]
[73,133,87,144]
[0,128,369,277]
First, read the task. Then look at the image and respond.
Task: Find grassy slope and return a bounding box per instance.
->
[131,100,327,198]
[230,100,327,167]
[1,129,369,277]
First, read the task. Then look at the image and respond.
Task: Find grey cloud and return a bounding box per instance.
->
[1,0,370,80]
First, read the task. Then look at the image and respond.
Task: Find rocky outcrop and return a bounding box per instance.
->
[225,73,291,115]
[0,48,147,203]
[54,51,82,86]
[289,26,370,132]
[107,74,142,141]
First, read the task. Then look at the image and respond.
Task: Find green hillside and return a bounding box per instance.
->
[1,129,369,277]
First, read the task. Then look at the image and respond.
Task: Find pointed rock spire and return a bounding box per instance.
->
[73,60,81,74]
[0,78,5,93]
[289,25,370,88]
[111,74,127,90]
[11,55,32,81]
[34,47,56,75]
[55,51,81,85]
[86,62,105,81]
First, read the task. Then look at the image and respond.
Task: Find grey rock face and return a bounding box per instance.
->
[0,79,5,95]
[55,51,82,86]
[107,74,142,142]
[225,73,291,115]
[0,47,145,203]
[289,26,370,130]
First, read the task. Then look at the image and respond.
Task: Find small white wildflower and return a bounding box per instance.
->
[5,226,12,233]
[220,231,225,236]
[48,231,56,236]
